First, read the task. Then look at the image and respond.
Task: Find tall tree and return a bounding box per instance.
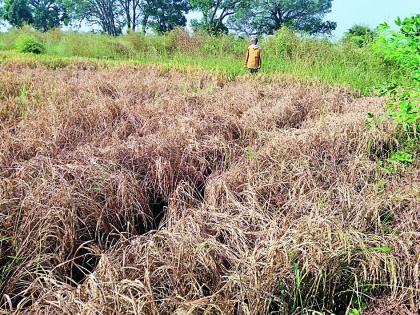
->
[117,0,142,31]
[190,0,250,35]
[2,0,68,31]
[2,0,33,27]
[75,0,125,35]
[0,2,3,25]
[30,0,68,31]
[144,0,189,33]
[228,0,337,36]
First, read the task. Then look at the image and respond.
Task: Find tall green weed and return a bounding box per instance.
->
[374,15,420,82]
[0,25,415,93]
[371,15,419,166]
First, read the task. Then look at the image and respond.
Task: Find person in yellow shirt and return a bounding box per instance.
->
[245,36,262,74]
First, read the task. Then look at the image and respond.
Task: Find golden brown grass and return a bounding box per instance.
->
[0,63,418,314]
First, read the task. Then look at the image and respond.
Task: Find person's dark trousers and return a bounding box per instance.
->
[249,68,259,74]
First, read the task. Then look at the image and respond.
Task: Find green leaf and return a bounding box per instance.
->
[349,309,361,315]
[398,100,409,109]
[389,151,414,164]
[368,246,391,254]
[244,147,257,160]
[278,279,286,297]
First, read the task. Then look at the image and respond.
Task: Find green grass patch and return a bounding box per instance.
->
[0,27,414,94]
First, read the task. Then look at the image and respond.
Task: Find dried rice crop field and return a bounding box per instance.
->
[0,64,418,314]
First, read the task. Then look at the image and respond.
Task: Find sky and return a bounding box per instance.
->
[327,0,420,39]
[1,0,420,38]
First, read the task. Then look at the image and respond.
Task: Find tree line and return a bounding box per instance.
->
[0,0,336,36]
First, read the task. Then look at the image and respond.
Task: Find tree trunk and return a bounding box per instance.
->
[140,15,148,33]
[131,0,136,30]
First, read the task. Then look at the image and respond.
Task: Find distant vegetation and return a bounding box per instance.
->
[0,0,416,97]
[0,0,336,36]
[0,21,416,94]
[343,25,375,47]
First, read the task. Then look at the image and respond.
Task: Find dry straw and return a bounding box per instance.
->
[0,63,418,314]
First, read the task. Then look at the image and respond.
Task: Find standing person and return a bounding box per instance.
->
[245,36,262,74]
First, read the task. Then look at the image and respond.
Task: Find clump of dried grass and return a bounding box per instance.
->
[0,64,418,314]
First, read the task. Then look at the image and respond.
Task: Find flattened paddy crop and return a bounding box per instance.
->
[0,63,418,314]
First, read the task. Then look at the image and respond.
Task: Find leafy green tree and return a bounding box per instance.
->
[2,0,68,31]
[143,0,189,33]
[228,0,336,36]
[2,0,33,27]
[343,25,375,47]
[73,0,125,35]
[30,0,68,31]
[94,0,189,34]
[190,0,250,35]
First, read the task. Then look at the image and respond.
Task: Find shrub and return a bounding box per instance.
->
[264,27,301,59]
[374,15,420,80]
[165,28,203,55]
[200,33,245,58]
[125,31,148,53]
[15,35,45,54]
[343,25,375,47]
[380,85,419,136]
[374,15,419,130]
[371,16,419,165]
[106,40,134,58]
